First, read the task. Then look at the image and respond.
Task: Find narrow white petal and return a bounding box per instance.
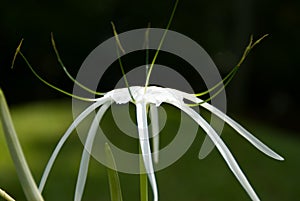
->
[150,104,160,163]
[200,100,284,161]
[75,102,111,201]
[74,148,89,201]
[178,92,283,161]
[167,101,260,201]
[39,97,110,192]
[136,102,158,201]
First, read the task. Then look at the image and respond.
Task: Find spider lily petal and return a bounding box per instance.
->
[150,104,160,163]
[200,100,284,161]
[178,92,284,161]
[168,101,260,201]
[75,102,111,201]
[136,102,158,201]
[107,87,159,201]
[39,96,111,192]
[39,86,282,201]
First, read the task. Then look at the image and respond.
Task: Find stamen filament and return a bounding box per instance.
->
[191,34,269,106]
[111,22,135,102]
[144,0,179,92]
[12,40,94,102]
[144,23,151,77]
[51,33,105,96]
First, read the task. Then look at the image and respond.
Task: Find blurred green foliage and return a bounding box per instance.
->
[0,100,299,200]
[0,0,299,131]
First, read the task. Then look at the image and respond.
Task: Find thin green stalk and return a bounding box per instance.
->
[140,173,148,201]
[139,147,148,201]
[11,40,93,102]
[50,33,105,96]
[144,23,151,77]
[194,65,238,97]
[111,22,135,102]
[189,68,238,106]
[0,89,44,201]
[144,0,179,92]
[190,34,268,106]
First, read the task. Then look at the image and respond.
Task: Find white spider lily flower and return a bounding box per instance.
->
[11,2,279,199]
[39,86,283,201]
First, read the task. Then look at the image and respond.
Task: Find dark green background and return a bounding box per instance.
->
[0,0,299,132]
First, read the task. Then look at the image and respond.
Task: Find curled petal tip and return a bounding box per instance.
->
[276,155,284,161]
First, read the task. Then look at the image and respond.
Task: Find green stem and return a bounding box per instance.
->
[139,147,148,201]
[0,89,44,201]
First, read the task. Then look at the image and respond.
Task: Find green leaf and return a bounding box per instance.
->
[105,143,123,201]
[0,89,44,201]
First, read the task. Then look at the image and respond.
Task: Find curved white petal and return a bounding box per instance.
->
[74,102,111,201]
[50,86,282,201]
[201,101,284,160]
[150,104,160,163]
[136,102,158,201]
[168,101,260,201]
[175,91,284,161]
[39,96,110,192]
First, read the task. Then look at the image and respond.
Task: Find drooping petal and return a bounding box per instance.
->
[177,91,284,161]
[167,100,260,201]
[200,101,284,160]
[136,102,158,201]
[75,102,111,201]
[39,96,110,192]
[150,104,160,163]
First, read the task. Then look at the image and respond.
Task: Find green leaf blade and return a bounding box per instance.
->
[105,143,123,201]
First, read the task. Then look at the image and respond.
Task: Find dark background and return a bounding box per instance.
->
[0,0,299,132]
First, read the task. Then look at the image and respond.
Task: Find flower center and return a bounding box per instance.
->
[104,86,192,106]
